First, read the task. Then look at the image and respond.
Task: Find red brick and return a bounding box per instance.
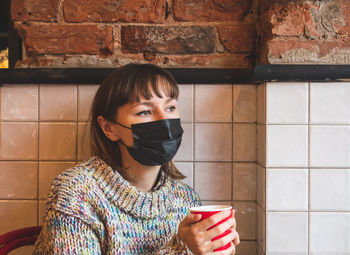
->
[267,38,350,58]
[173,0,253,22]
[271,3,319,37]
[121,26,216,54]
[11,0,59,21]
[217,24,256,53]
[63,0,165,23]
[14,24,113,56]
[334,1,350,35]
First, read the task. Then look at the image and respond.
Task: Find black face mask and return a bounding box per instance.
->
[114,118,183,166]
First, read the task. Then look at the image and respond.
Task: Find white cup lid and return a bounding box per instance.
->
[190,205,232,212]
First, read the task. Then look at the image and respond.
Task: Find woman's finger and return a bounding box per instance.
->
[212,241,235,255]
[196,210,232,231]
[206,217,235,240]
[210,229,236,252]
[181,213,202,227]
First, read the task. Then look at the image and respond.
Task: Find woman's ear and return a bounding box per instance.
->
[97,116,120,141]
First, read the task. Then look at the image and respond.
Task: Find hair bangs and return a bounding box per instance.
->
[127,73,179,104]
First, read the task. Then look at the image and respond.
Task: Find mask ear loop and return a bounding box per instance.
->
[109,119,132,147]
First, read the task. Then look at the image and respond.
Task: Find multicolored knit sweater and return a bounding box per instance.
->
[33,157,201,254]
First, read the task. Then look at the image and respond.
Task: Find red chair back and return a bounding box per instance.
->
[0,226,42,255]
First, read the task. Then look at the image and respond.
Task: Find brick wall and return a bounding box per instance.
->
[260,0,350,64]
[11,0,258,68]
[11,0,350,67]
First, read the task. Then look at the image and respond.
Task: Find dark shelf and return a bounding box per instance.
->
[0,68,255,84]
[1,65,350,85]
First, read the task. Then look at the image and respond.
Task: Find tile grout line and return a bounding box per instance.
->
[308,82,311,255]
[37,84,40,226]
[76,85,79,164]
[231,84,234,205]
[192,84,196,191]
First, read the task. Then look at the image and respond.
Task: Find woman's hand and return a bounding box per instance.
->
[178,209,240,255]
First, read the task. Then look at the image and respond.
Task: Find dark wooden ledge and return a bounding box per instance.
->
[0,68,255,84]
[2,65,350,85]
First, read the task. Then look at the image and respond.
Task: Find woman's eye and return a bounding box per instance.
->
[166,106,176,112]
[136,110,151,116]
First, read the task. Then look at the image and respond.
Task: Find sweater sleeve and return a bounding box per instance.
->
[155,234,193,255]
[33,211,102,255]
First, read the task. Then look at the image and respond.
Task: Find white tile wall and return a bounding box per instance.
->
[310,212,350,253]
[266,125,308,167]
[175,162,193,188]
[310,125,350,168]
[257,84,266,125]
[233,163,256,201]
[194,84,232,122]
[233,85,257,123]
[310,83,350,124]
[257,206,266,252]
[78,84,99,121]
[194,162,232,201]
[266,169,308,211]
[257,165,266,210]
[174,123,193,161]
[266,82,308,124]
[1,85,38,121]
[261,82,350,255]
[178,84,193,123]
[194,123,232,161]
[310,169,350,211]
[233,202,257,240]
[266,212,308,254]
[233,124,256,162]
[235,241,257,255]
[257,125,266,166]
[39,85,77,121]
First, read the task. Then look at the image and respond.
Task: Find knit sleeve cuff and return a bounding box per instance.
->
[156,234,192,255]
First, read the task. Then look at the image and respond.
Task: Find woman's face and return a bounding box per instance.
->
[113,86,180,147]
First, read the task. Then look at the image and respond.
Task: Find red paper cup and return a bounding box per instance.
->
[190,205,233,251]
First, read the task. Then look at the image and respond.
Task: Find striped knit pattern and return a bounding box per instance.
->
[33,157,200,254]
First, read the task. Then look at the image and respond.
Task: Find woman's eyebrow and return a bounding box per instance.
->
[131,101,154,108]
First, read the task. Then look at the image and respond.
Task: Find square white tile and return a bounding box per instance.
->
[257,206,266,252]
[233,124,256,162]
[266,212,308,254]
[194,84,232,122]
[174,123,193,161]
[194,162,232,201]
[178,84,193,122]
[310,82,350,124]
[257,125,266,166]
[39,84,77,121]
[266,169,308,211]
[257,165,266,210]
[266,82,308,124]
[310,212,350,253]
[1,85,38,121]
[235,241,257,255]
[310,126,350,167]
[257,83,266,125]
[175,162,193,188]
[194,123,232,161]
[233,85,257,123]
[233,163,257,201]
[266,125,308,167]
[78,84,99,121]
[310,169,350,211]
[233,202,257,240]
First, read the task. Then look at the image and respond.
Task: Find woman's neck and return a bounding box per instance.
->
[120,147,161,192]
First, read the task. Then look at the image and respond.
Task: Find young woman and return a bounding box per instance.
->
[33,63,240,254]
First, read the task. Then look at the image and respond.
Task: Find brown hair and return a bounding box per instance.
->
[90,63,185,181]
